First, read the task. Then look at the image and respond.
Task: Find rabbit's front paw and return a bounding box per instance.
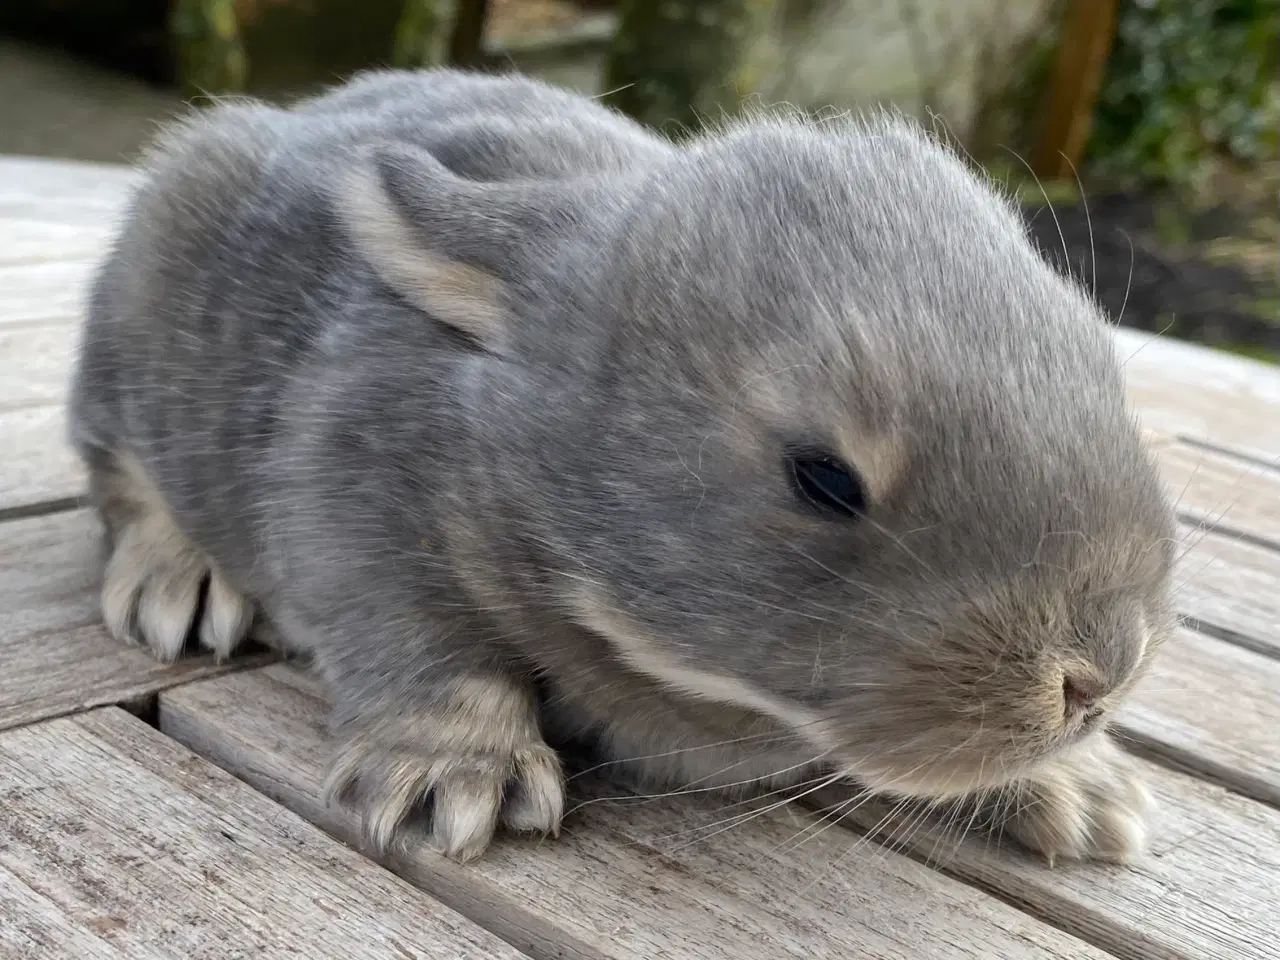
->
[996,734,1153,866]
[98,461,253,661]
[325,677,565,862]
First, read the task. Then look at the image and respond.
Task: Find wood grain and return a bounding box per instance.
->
[0,404,84,513]
[0,156,135,227]
[0,510,270,732]
[1118,626,1280,807]
[1175,522,1280,658]
[814,756,1280,960]
[0,260,98,327]
[1116,327,1280,459]
[0,218,113,267]
[0,707,526,960]
[0,320,76,411]
[1158,442,1280,545]
[158,666,1110,960]
[0,276,81,511]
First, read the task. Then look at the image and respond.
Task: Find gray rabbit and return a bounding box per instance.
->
[69,68,1176,864]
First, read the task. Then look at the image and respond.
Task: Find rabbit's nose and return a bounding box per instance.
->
[1062,673,1106,723]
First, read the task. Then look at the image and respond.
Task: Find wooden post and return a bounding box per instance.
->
[603,0,779,134]
[1031,0,1120,179]
[448,0,490,67]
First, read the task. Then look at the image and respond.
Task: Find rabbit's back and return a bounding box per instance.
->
[69,69,661,584]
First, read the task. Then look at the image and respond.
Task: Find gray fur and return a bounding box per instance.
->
[69,67,1176,863]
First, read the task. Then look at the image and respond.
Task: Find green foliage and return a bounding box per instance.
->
[393,0,456,68]
[170,0,248,98]
[1088,0,1280,192]
[603,0,779,134]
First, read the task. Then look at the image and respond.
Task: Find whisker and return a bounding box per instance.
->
[1058,151,1097,301]
[663,770,851,853]
[565,752,831,815]
[1002,145,1071,286]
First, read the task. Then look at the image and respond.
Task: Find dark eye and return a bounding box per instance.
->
[786,450,867,519]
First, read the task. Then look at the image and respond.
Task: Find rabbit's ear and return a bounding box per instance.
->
[335,142,584,351]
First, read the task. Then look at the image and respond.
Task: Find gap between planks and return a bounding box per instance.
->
[804,762,1280,960]
[1173,519,1280,659]
[0,706,529,960]
[0,509,275,733]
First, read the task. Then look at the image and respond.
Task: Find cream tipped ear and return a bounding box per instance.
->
[336,159,510,349]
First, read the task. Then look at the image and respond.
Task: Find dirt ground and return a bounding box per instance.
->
[1024,190,1279,363]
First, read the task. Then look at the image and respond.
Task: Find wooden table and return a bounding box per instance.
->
[2,154,1278,960]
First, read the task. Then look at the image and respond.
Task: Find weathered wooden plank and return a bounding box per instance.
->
[0,156,135,227]
[0,219,113,267]
[0,869,135,960]
[0,155,138,193]
[0,707,527,960]
[813,755,1280,960]
[0,260,97,327]
[0,510,269,731]
[0,196,126,228]
[1116,327,1280,459]
[0,405,84,513]
[1158,440,1280,543]
[158,666,1110,960]
[0,320,76,411]
[0,300,81,513]
[1118,626,1280,807]
[1176,522,1280,658]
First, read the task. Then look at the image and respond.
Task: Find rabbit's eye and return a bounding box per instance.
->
[786,450,866,519]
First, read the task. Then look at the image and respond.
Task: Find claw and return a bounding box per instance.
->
[325,725,566,861]
[999,735,1154,865]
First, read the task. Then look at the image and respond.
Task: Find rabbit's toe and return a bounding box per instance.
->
[997,734,1153,866]
[98,464,252,661]
[324,679,566,862]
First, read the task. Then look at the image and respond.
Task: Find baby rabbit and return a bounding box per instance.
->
[69,68,1175,864]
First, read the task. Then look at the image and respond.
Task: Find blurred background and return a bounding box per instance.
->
[1,0,1276,361]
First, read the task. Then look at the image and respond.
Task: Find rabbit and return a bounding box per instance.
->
[68,67,1176,865]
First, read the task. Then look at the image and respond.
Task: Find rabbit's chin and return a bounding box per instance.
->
[840,736,1080,802]
[562,582,1085,805]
